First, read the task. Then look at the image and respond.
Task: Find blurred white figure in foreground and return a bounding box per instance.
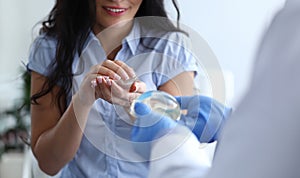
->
[131,0,300,177]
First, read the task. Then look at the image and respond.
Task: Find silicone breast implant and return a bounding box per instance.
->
[130,90,181,121]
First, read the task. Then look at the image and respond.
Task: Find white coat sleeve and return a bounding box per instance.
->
[148,126,212,178]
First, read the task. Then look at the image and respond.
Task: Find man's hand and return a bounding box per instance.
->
[130,95,231,159]
[176,95,232,143]
[131,102,177,159]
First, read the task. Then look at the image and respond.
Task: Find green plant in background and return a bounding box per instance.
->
[0,67,31,156]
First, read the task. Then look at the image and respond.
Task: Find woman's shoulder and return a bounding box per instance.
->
[31,33,57,50]
[155,31,192,52]
[28,33,57,66]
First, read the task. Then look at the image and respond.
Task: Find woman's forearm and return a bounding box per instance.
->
[32,94,92,175]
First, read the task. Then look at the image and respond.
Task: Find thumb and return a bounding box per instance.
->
[133,102,162,127]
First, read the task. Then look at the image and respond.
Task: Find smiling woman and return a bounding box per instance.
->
[27,0,198,177]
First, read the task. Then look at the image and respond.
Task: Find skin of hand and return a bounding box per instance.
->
[90,59,146,107]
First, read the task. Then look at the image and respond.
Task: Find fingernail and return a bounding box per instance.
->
[91,80,97,88]
[96,76,102,83]
[105,77,112,86]
[129,83,137,92]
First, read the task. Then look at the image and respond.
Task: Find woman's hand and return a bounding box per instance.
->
[88,60,146,106]
[95,60,136,80]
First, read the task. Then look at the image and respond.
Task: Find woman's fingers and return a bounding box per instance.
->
[130,81,146,93]
[88,61,143,106]
[114,60,136,79]
[89,60,136,81]
[103,60,136,80]
[89,63,120,80]
[92,78,136,106]
[102,60,128,79]
[110,81,141,106]
[94,78,113,102]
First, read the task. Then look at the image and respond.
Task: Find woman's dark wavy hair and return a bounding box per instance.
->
[31,0,183,114]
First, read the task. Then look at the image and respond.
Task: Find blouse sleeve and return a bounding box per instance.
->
[27,34,57,77]
[152,32,198,87]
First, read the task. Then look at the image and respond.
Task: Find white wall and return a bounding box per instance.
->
[0,0,286,110]
[0,0,54,110]
[176,0,285,106]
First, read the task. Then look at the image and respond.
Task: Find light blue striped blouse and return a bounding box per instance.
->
[27,19,198,178]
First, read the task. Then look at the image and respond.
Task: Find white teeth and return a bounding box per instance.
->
[106,8,125,13]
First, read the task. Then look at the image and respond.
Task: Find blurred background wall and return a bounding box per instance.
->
[176,0,285,106]
[0,0,54,111]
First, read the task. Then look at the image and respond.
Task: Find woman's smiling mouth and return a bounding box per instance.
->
[104,6,128,16]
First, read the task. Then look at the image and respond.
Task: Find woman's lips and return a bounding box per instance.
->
[103,6,128,16]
